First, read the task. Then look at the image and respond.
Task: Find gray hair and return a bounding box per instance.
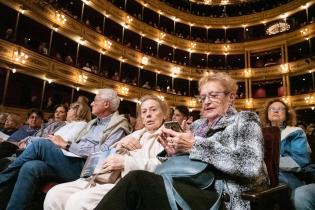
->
[97,88,120,112]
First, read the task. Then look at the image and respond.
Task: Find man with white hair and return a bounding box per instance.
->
[0,88,132,210]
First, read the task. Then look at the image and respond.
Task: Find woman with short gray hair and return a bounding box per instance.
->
[94,72,268,210]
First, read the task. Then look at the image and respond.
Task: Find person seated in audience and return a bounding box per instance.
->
[142,81,151,89]
[55,52,63,62]
[93,72,268,210]
[111,72,120,81]
[45,96,54,111]
[64,55,74,65]
[95,26,102,33]
[44,95,168,210]
[0,109,43,159]
[0,106,67,172]
[20,102,91,149]
[0,101,90,207]
[27,95,40,108]
[38,42,48,55]
[4,28,14,41]
[293,183,315,210]
[76,95,89,104]
[0,113,9,130]
[0,113,23,136]
[261,99,315,210]
[172,105,189,125]
[18,104,69,148]
[0,88,131,210]
[82,62,92,72]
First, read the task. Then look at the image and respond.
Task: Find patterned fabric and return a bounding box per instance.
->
[7,125,39,142]
[190,107,269,210]
[34,121,66,137]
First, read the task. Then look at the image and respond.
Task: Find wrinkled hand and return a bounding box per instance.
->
[157,135,176,156]
[18,139,27,149]
[47,135,67,149]
[160,127,195,155]
[102,154,124,172]
[116,136,141,151]
[180,119,191,132]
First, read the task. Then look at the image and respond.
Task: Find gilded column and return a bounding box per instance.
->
[286,74,291,96]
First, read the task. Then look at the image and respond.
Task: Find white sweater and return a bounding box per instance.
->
[54,121,87,143]
[121,127,164,177]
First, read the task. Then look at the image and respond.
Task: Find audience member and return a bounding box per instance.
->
[45,97,54,111]
[0,88,131,210]
[20,102,91,150]
[44,95,168,210]
[0,109,43,159]
[0,113,23,136]
[111,72,120,81]
[76,95,89,104]
[0,105,67,173]
[293,184,315,210]
[55,52,63,61]
[82,62,92,72]
[0,113,9,130]
[94,72,268,210]
[38,42,48,55]
[4,28,14,41]
[142,81,151,89]
[21,104,68,145]
[96,26,102,33]
[261,99,315,209]
[65,55,74,65]
[172,105,189,125]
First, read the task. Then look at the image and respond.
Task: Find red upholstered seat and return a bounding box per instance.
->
[41,182,58,194]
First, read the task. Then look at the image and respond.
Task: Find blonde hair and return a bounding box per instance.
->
[137,95,169,124]
[198,72,238,94]
[259,99,296,127]
[6,113,23,129]
[77,95,89,104]
[69,102,92,122]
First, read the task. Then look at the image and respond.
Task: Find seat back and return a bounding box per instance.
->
[262,127,281,187]
[307,135,315,163]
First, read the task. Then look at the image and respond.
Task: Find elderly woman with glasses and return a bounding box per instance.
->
[261,99,315,210]
[93,72,269,210]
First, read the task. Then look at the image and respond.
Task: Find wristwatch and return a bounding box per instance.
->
[65,141,72,151]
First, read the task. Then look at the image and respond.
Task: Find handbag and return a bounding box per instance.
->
[84,147,129,187]
[155,154,223,210]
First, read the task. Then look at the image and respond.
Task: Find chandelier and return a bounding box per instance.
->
[266,22,290,35]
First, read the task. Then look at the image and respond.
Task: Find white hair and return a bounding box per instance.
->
[97,88,120,112]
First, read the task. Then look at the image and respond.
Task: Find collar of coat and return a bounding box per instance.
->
[195,107,237,136]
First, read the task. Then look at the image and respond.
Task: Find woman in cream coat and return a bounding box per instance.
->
[44,95,168,210]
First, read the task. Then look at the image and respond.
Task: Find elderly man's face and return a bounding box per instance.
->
[91,94,108,117]
[199,81,232,122]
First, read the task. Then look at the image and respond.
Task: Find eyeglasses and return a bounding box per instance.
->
[197,91,229,103]
[268,107,286,112]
